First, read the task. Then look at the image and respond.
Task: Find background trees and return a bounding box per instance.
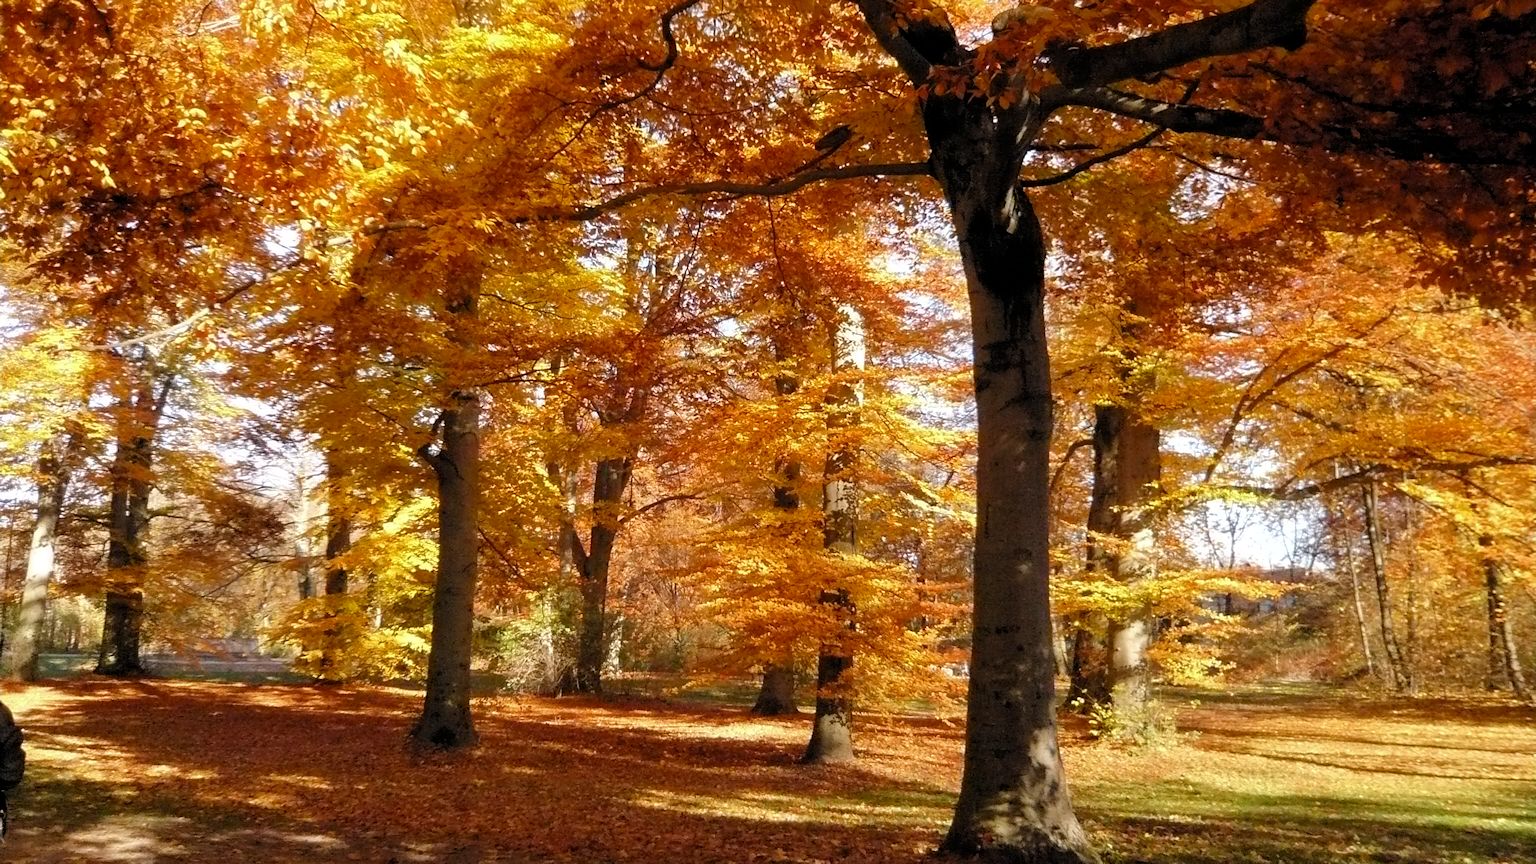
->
[2,2,1535,863]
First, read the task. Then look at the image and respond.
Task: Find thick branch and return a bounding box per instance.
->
[1051,0,1317,88]
[1066,87,1536,167]
[1064,87,1264,139]
[853,0,964,84]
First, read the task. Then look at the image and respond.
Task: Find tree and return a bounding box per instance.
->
[842,2,1326,857]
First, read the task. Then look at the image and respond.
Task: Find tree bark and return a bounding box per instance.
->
[922,103,1092,857]
[1480,542,1530,702]
[752,664,799,715]
[98,373,172,677]
[317,455,352,681]
[571,456,633,694]
[1360,479,1408,692]
[5,438,70,681]
[1098,406,1161,720]
[412,272,484,749]
[1325,484,1376,679]
[803,306,863,764]
[754,329,806,716]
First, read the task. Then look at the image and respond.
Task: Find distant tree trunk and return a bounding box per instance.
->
[317,456,352,680]
[98,373,173,677]
[802,307,863,765]
[1480,541,1530,701]
[1101,410,1160,719]
[5,437,70,681]
[1325,487,1375,679]
[1079,376,1161,719]
[295,466,316,601]
[571,456,633,694]
[755,348,804,716]
[1361,479,1407,692]
[412,275,483,750]
[753,663,799,715]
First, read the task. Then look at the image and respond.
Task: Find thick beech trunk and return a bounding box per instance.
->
[572,457,633,694]
[6,440,69,680]
[413,390,482,748]
[1481,541,1530,701]
[1361,480,1408,692]
[926,106,1091,857]
[98,375,171,677]
[803,307,863,764]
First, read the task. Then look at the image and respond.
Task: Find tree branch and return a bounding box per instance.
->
[1050,0,1317,89]
[619,492,702,526]
[1063,87,1265,139]
[532,161,934,222]
[853,0,959,84]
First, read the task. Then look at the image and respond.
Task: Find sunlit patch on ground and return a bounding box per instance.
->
[0,679,1531,863]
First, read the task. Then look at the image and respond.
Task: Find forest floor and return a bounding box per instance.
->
[0,678,1531,863]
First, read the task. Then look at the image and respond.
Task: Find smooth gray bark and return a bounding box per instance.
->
[803,307,863,764]
[5,439,70,681]
[1481,541,1530,701]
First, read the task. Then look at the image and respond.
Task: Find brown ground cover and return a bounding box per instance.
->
[0,680,1531,863]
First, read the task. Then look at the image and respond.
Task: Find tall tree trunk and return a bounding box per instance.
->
[1480,547,1529,704]
[98,373,172,677]
[1081,378,1161,722]
[754,345,804,716]
[317,455,352,680]
[412,275,483,749]
[572,456,633,694]
[1480,542,1530,701]
[1361,479,1407,692]
[1325,486,1376,679]
[5,437,70,681]
[802,307,863,764]
[295,466,315,601]
[929,117,1091,855]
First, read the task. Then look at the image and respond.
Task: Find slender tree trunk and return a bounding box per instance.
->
[572,457,633,694]
[295,467,315,601]
[754,344,805,716]
[803,307,863,764]
[1361,480,1407,692]
[549,460,581,694]
[412,274,483,749]
[1480,548,1530,702]
[413,390,482,748]
[98,373,172,677]
[930,117,1091,856]
[5,438,70,681]
[1326,488,1376,679]
[317,455,352,680]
